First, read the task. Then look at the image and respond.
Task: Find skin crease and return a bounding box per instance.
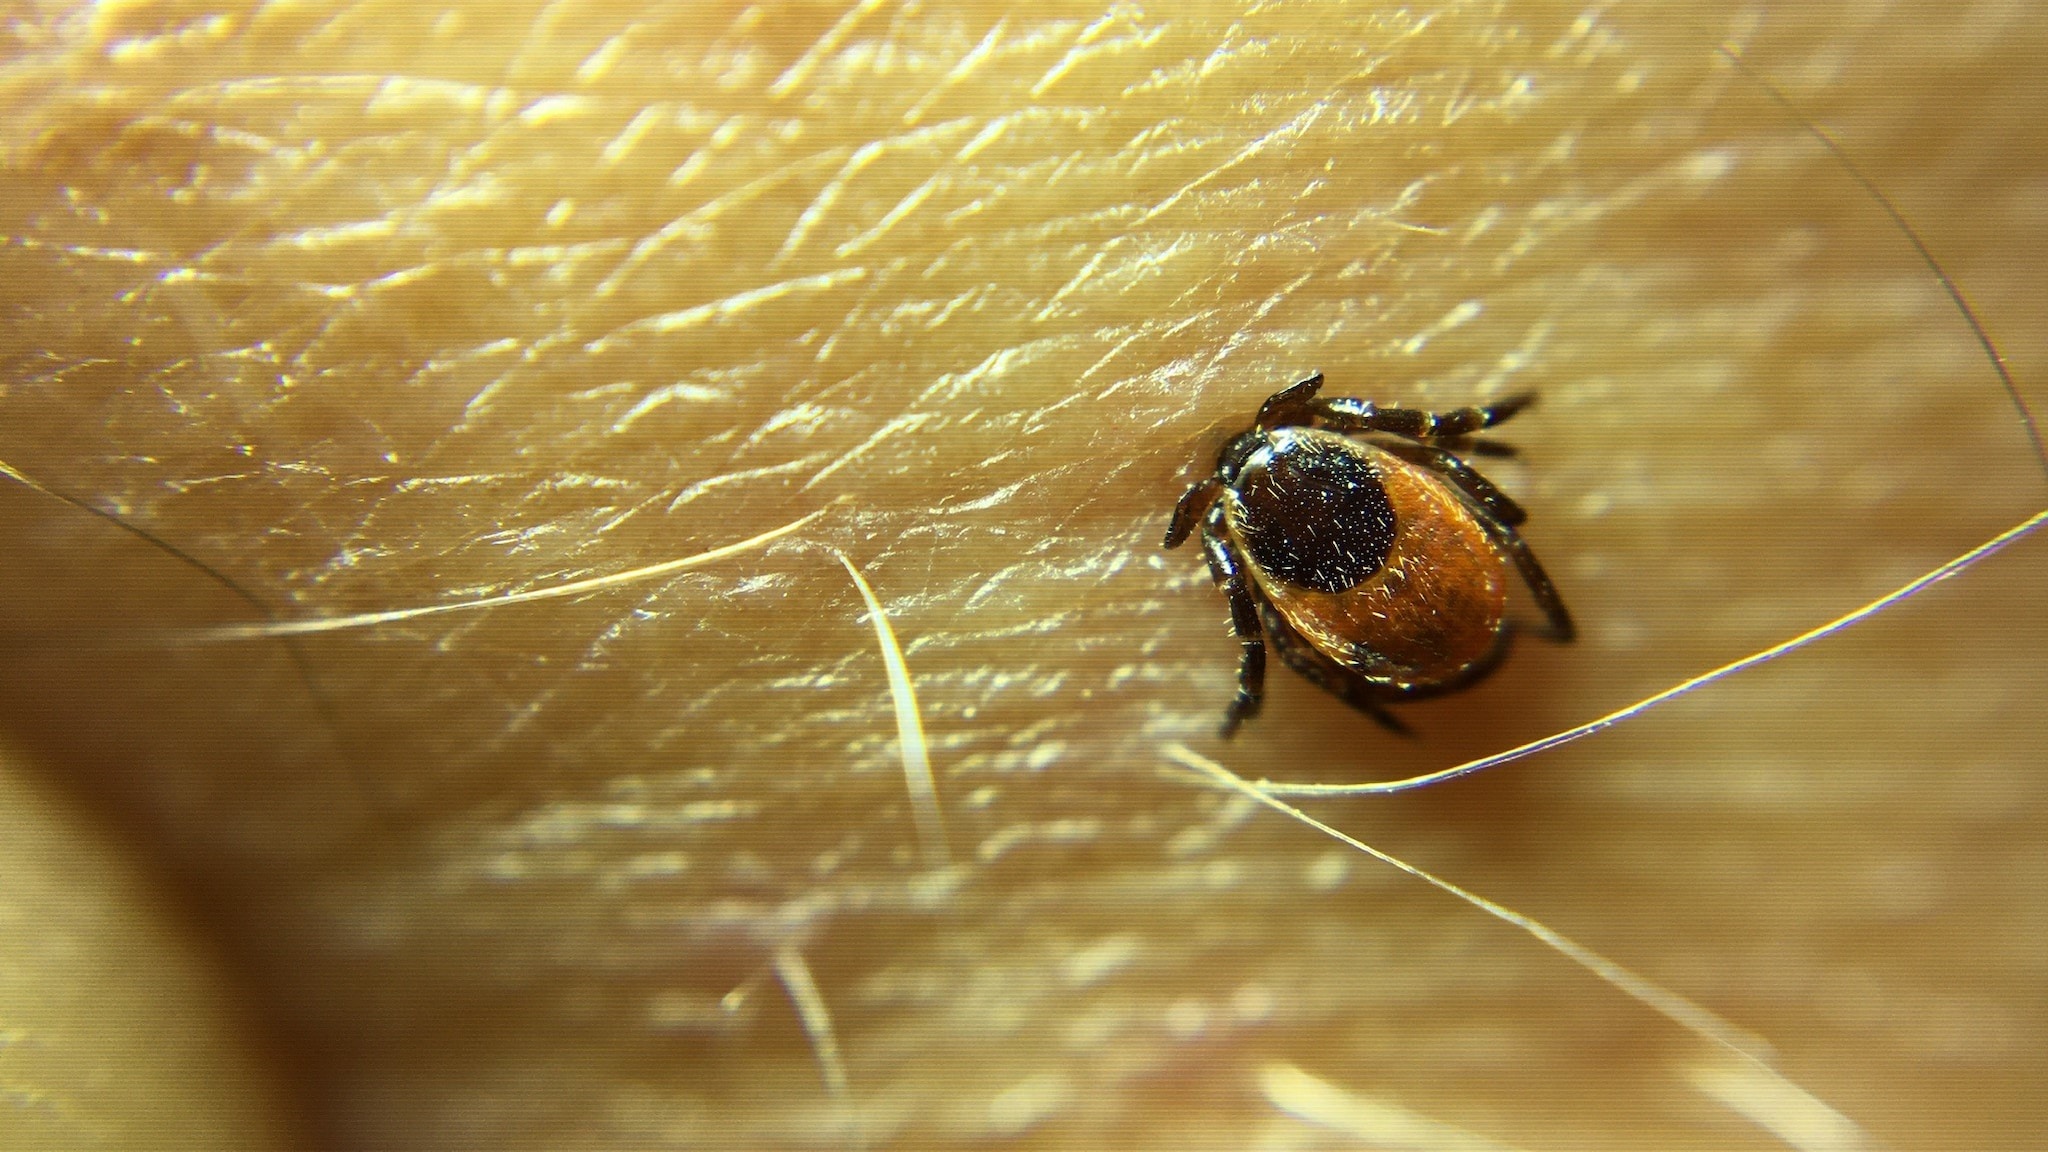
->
[0,742,290,1151]
[0,1,2044,1149]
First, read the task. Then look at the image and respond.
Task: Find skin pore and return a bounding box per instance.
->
[1,2,2043,1149]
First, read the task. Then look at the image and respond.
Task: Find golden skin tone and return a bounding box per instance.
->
[0,743,290,1151]
[0,2,2044,1149]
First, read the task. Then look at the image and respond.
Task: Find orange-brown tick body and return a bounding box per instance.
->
[1164,372,1573,736]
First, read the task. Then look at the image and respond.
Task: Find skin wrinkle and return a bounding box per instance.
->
[0,3,2043,1151]
[772,117,978,264]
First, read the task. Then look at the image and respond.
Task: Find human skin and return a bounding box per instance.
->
[0,2,2043,1149]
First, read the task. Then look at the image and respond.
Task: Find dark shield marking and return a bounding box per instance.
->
[1236,434,1397,593]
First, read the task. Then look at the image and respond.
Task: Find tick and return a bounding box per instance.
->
[1164,371,1574,736]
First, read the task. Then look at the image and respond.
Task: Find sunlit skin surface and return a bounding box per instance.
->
[0,2,2043,1149]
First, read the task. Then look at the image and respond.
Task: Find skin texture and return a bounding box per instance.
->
[0,2,2043,1149]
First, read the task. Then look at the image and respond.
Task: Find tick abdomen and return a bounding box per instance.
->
[1226,428,1508,689]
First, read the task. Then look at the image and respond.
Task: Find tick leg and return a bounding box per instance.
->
[1377,440,1528,526]
[1163,477,1221,549]
[1316,392,1536,440]
[1487,522,1576,642]
[1200,514,1266,737]
[1258,603,1410,735]
[1254,371,1324,429]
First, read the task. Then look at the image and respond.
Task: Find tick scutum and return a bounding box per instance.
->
[1233,430,1396,594]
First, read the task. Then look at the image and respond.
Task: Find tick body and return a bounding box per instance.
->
[1164,372,1573,736]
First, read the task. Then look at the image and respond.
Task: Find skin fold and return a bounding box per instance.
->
[0,2,2042,1149]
